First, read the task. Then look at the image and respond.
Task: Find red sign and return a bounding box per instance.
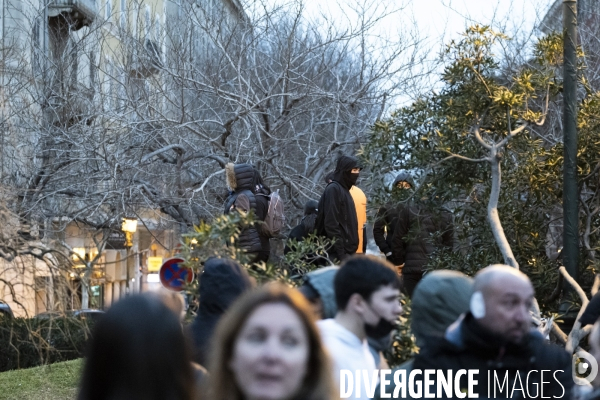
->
[159,258,194,292]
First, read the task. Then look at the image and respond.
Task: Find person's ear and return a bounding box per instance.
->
[348,293,368,314]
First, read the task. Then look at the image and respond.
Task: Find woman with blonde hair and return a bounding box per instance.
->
[207,283,336,400]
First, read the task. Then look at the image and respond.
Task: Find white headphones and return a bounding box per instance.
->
[470,291,486,319]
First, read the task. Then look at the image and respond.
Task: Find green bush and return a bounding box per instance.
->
[0,316,94,372]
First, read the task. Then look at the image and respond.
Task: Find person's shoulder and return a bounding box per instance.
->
[316,318,336,331]
[529,332,570,364]
[350,185,366,198]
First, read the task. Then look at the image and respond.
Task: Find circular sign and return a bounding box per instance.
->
[159,258,194,292]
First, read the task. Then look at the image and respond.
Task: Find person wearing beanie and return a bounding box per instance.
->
[189,257,253,367]
[373,172,414,265]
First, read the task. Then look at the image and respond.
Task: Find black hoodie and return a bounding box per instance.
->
[315,156,360,261]
[189,258,252,366]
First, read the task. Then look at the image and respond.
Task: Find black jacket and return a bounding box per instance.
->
[373,203,404,264]
[391,202,453,274]
[255,188,271,255]
[316,156,360,261]
[413,313,573,399]
[189,258,252,366]
[224,163,262,254]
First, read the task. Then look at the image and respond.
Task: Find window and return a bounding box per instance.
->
[105,0,112,21]
[154,14,160,42]
[89,51,97,95]
[32,18,42,76]
[144,5,151,38]
[120,0,126,28]
[104,57,113,109]
[70,41,79,89]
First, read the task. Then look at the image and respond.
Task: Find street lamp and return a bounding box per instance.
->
[121,217,138,295]
[121,217,137,248]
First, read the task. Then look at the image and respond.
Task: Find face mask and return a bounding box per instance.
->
[365,317,396,339]
[347,172,359,186]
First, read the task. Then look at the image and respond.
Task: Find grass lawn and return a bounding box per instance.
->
[0,359,82,400]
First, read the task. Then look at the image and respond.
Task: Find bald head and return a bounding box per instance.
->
[471,264,534,343]
[474,264,531,295]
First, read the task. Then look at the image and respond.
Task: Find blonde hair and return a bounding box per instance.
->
[207,283,336,400]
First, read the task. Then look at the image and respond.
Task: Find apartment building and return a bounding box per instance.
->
[0,0,246,317]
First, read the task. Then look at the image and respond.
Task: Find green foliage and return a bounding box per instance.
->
[0,359,81,400]
[283,233,336,278]
[363,25,589,311]
[384,297,418,368]
[179,212,334,307]
[0,317,93,372]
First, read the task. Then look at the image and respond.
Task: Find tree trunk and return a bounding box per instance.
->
[488,148,519,269]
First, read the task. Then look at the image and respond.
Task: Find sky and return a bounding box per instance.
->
[407,0,551,43]
[301,0,554,43]
[287,0,556,103]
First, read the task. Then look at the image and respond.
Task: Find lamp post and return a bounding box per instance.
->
[122,218,138,295]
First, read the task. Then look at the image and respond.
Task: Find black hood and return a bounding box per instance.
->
[190,257,252,365]
[304,200,318,216]
[332,156,360,190]
[198,257,252,314]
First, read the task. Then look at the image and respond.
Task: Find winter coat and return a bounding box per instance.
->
[391,203,453,274]
[580,291,600,326]
[189,258,252,366]
[350,186,367,253]
[316,156,359,261]
[375,270,473,400]
[224,163,262,254]
[412,312,573,399]
[254,187,271,256]
[373,203,404,264]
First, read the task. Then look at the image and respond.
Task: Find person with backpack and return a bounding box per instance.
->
[224,163,264,261]
[315,155,360,262]
[252,167,272,263]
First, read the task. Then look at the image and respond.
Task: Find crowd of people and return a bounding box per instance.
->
[75,155,600,400]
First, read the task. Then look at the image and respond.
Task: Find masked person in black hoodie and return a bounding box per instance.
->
[315,156,360,263]
[189,257,253,367]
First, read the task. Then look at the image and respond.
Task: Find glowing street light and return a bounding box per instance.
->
[121,217,137,248]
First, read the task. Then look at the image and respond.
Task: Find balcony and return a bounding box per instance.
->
[47,0,97,30]
[129,40,162,78]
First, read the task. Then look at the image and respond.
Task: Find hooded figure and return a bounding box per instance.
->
[224,163,262,255]
[189,257,253,366]
[392,196,454,297]
[315,156,360,262]
[375,270,473,400]
[373,172,414,265]
[284,200,319,255]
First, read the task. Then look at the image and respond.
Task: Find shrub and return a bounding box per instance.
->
[0,316,94,372]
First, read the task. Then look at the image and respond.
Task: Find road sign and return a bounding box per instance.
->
[159,258,193,292]
[148,257,163,272]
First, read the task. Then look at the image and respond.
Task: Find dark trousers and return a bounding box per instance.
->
[402,272,424,298]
